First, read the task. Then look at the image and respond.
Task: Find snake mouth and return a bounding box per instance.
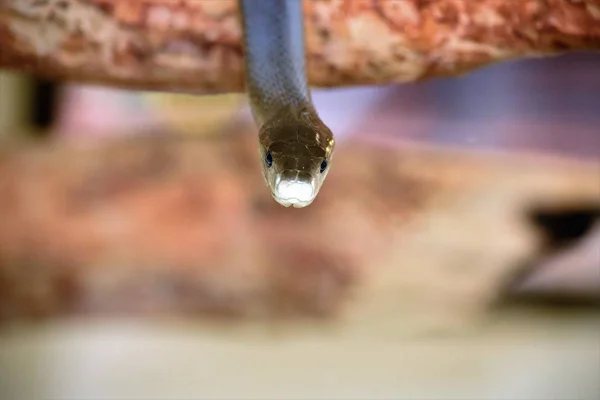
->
[270,171,318,208]
[272,195,315,208]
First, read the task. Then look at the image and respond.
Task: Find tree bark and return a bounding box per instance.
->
[0,0,599,93]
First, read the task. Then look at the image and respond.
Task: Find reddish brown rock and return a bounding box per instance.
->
[0,0,598,93]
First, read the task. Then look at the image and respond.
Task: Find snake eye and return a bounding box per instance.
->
[320,159,328,173]
[265,151,273,168]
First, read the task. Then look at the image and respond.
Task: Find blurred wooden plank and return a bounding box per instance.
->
[0,126,598,333]
[0,0,598,93]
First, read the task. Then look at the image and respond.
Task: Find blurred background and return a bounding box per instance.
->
[0,52,599,399]
[1,53,599,156]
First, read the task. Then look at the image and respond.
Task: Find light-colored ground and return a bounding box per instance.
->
[0,308,599,400]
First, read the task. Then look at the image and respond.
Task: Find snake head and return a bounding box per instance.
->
[258,112,335,208]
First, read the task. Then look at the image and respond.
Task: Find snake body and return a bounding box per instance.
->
[238,0,335,208]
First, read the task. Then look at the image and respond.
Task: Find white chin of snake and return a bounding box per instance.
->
[272,179,317,208]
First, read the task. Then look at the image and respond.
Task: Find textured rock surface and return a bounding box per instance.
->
[0,127,598,328]
[0,0,599,92]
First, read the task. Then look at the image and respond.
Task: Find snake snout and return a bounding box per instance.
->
[272,170,318,208]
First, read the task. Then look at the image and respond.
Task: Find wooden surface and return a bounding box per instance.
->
[0,0,599,93]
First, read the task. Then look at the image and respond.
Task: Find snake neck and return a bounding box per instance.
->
[238,0,312,127]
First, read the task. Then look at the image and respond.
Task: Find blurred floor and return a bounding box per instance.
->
[0,307,599,400]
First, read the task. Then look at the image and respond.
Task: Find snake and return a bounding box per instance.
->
[238,0,335,208]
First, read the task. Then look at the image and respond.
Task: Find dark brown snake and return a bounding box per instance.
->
[238,0,336,208]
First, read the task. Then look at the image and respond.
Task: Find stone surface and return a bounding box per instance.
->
[0,0,598,92]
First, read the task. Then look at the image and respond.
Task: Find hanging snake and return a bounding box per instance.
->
[238,0,335,208]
